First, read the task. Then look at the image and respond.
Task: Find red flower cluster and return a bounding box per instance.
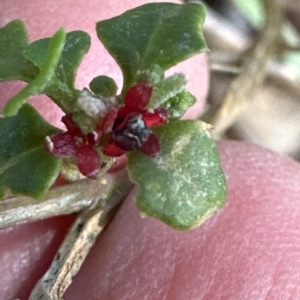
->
[45,81,168,179]
[101,81,168,157]
[45,114,101,179]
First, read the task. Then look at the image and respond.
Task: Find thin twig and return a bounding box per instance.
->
[280,45,300,52]
[286,0,300,16]
[28,169,133,300]
[210,63,241,75]
[207,50,244,73]
[206,0,285,137]
[0,168,130,229]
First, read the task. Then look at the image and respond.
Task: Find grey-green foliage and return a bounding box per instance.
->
[96,2,208,92]
[128,120,227,230]
[0,104,61,199]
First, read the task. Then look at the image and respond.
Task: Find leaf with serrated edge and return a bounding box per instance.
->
[0,104,61,199]
[96,3,208,92]
[163,90,196,119]
[149,73,187,108]
[3,28,66,116]
[127,120,227,230]
[0,19,37,82]
[23,31,91,112]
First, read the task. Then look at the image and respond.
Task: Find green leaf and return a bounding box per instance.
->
[163,90,196,119]
[23,30,91,112]
[138,64,164,85]
[149,72,186,102]
[0,104,61,199]
[89,75,118,97]
[0,19,37,82]
[96,3,208,92]
[149,73,195,119]
[150,73,187,107]
[3,28,67,116]
[127,120,227,230]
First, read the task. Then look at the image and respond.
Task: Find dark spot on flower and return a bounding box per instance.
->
[113,114,150,151]
[102,81,168,157]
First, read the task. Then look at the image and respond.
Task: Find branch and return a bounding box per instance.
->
[29,170,133,299]
[0,169,132,228]
[207,0,285,137]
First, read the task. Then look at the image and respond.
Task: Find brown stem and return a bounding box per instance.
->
[0,169,131,228]
[207,0,285,137]
[29,169,133,300]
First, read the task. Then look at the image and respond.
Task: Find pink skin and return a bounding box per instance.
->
[0,1,300,299]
